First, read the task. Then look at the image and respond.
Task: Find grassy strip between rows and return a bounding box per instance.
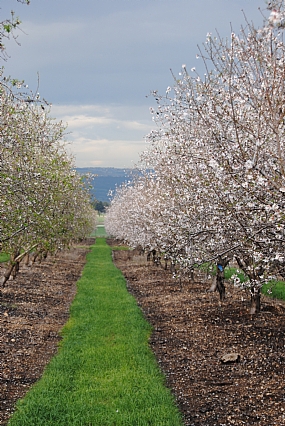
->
[94,225,108,238]
[8,238,182,426]
[90,220,107,238]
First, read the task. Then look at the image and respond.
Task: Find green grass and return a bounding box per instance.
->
[95,225,107,237]
[90,225,107,238]
[262,280,285,300]
[96,215,105,225]
[90,215,108,237]
[224,266,248,283]
[112,245,130,251]
[8,238,182,426]
[0,252,10,262]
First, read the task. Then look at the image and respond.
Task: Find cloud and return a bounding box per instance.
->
[54,110,149,133]
[51,103,152,167]
[1,0,263,169]
[67,136,148,168]
[4,0,263,106]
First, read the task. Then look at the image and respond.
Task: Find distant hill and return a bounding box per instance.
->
[76,167,133,202]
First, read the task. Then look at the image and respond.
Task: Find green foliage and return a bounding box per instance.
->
[0,252,10,263]
[3,24,12,34]
[8,239,182,426]
[91,199,110,214]
[0,1,96,285]
[0,3,29,58]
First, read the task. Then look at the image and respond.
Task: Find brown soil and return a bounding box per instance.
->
[110,241,285,426]
[0,239,94,425]
[1,237,285,426]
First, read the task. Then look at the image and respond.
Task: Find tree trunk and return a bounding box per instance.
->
[216,256,230,301]
[31,252,39,264]
[250,288,261,314]
[235,256,262,314]
[12,261,20,279]
[1,263,15,287]
[24,253,30,267]
[216,267,226,301]
[164,258,168,270]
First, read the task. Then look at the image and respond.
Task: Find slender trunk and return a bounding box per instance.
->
[235,256,262,314]
[24,253,30,267]
[216,265,226,301]
[1,263,15,287]
[250,287,261,314]
[164,258,168,270]
[216,256,230,301]
[32,252,39,264]
[12,261,20,279]
[209,276,217,292]
[215,255,231,301]
[155,255,161,267]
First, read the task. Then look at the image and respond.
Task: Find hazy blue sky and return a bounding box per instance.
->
[2,0,264,168]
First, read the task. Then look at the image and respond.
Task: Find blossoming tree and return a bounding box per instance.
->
[105,0,285,313]
[0,82,96,285]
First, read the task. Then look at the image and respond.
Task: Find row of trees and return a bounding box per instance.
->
[0,2,96,285]
[105,0,285,313]
[91,199,110,214]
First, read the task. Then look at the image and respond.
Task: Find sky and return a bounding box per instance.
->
[1,0,265,168]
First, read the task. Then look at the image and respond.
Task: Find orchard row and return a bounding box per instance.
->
[105,1,285,313]
[0,77,96,285]
[0,4,96,285]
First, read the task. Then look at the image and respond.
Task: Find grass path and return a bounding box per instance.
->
[8,238,182,426]
[90,215,107,238]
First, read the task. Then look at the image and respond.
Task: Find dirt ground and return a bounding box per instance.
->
[0,239,94,425]
[1,238,285,426]
[110,241,285,426]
